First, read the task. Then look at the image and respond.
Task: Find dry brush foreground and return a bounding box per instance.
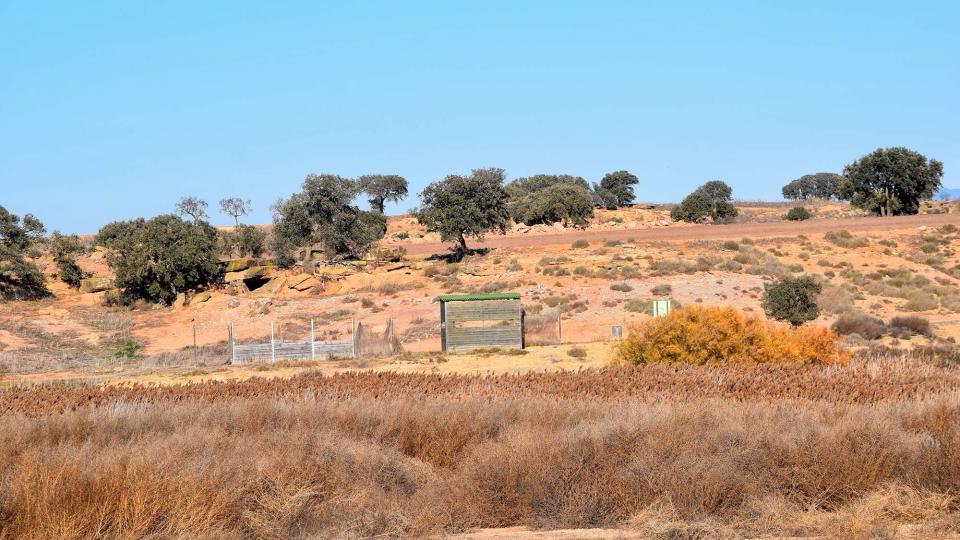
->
[1,354,960,538]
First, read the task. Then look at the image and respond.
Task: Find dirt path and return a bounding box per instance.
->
[396,213,960,255]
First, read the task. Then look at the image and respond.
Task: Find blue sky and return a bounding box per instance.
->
[2,1,958,233]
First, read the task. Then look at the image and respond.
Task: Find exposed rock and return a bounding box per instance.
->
[222,258,256,273]
[386,263,411,272]
[227,298,241,309]
[316,264,359,279]
[172,293,187,309]
[253,277,286,297]
[243,266,269,279]
[290,276,320,292]
[248,300,272,316]
[190,291,212,306]
[225,281,249,295]
[224,271,246,283]
[286,273,314,289]
[79,277,114,294]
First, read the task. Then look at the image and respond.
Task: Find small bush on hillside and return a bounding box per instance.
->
[609,282,633,292]
[825,230,869,249]
[650,284,672,297]
[901,290,939,312]
[832,312,886,340]
[616,306,846,365]
[721,241,740,250]
[113,340,142,360]
[566,346,587,359]
[785,207,812,221]
[571,240,590,249]
[888,316,932,338]
[762,275,822,326]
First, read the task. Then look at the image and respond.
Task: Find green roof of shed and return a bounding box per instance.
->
[437,292,520,302]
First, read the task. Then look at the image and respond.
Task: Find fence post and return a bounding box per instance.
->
[271,321,276,363]
[229,322,236,364]
[310,319,315,361]
[557,309,562,343]
[351,317,357,358]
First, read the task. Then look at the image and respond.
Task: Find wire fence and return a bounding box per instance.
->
[0,300,627,375]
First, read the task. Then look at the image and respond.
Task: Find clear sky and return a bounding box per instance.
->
[2,1,958,233]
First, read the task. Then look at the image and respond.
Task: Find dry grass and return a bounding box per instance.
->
[1,387,959,539]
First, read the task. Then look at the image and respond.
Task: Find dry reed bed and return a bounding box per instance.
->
[1,394,959,539]
[3,358,960,417]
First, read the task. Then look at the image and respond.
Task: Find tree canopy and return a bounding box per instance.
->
[271,174,387,265]
[358,175,408,214]
[505,174,594,227]
[415,168,511,255]
[782,173,843,201]
[593,170,639,209]
[219,198,252,226]
[0,205,48,300]
[670,180,738,223]
[98,215,221,304]
[49,231,86,288]
[175,196,209,222]
[840,147,943,216]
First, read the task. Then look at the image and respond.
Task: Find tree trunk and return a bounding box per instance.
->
[457,234,468,256]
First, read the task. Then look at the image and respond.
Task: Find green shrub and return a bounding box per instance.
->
[762,275,822,326]
[113,340,142,360]
[785,207,812,221]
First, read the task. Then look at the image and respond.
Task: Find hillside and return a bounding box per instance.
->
[2,200,959,383]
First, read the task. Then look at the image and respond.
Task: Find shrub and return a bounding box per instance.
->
[785,207,812,221]
[508,179,595,227]
[566,346,587,359]
[901,290,938,312]
[650,284,672,297]
[571,240,590,249]
[817,284,856,314]
[832,313,886,340]
[825,230,869,249]
[762,275,822,325]
[616,306,846,365]
[888,316,932,338]
[609,282,633,292]
[721,241,740,250]
[113,339,142,360]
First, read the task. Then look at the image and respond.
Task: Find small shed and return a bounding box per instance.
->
[438,292,524,352]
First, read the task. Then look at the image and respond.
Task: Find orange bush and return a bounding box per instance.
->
[616,305,848,365]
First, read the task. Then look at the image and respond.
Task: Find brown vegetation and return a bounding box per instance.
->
[1,383,959,538]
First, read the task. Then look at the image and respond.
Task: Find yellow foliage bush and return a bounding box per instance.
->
[616,305,848,366]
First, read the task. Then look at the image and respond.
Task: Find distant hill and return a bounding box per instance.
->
[936,187,960,201]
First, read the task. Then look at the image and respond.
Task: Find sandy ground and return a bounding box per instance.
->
[390,212,960,255]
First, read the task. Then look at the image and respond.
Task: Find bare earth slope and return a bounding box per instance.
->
[394,213,960,255]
